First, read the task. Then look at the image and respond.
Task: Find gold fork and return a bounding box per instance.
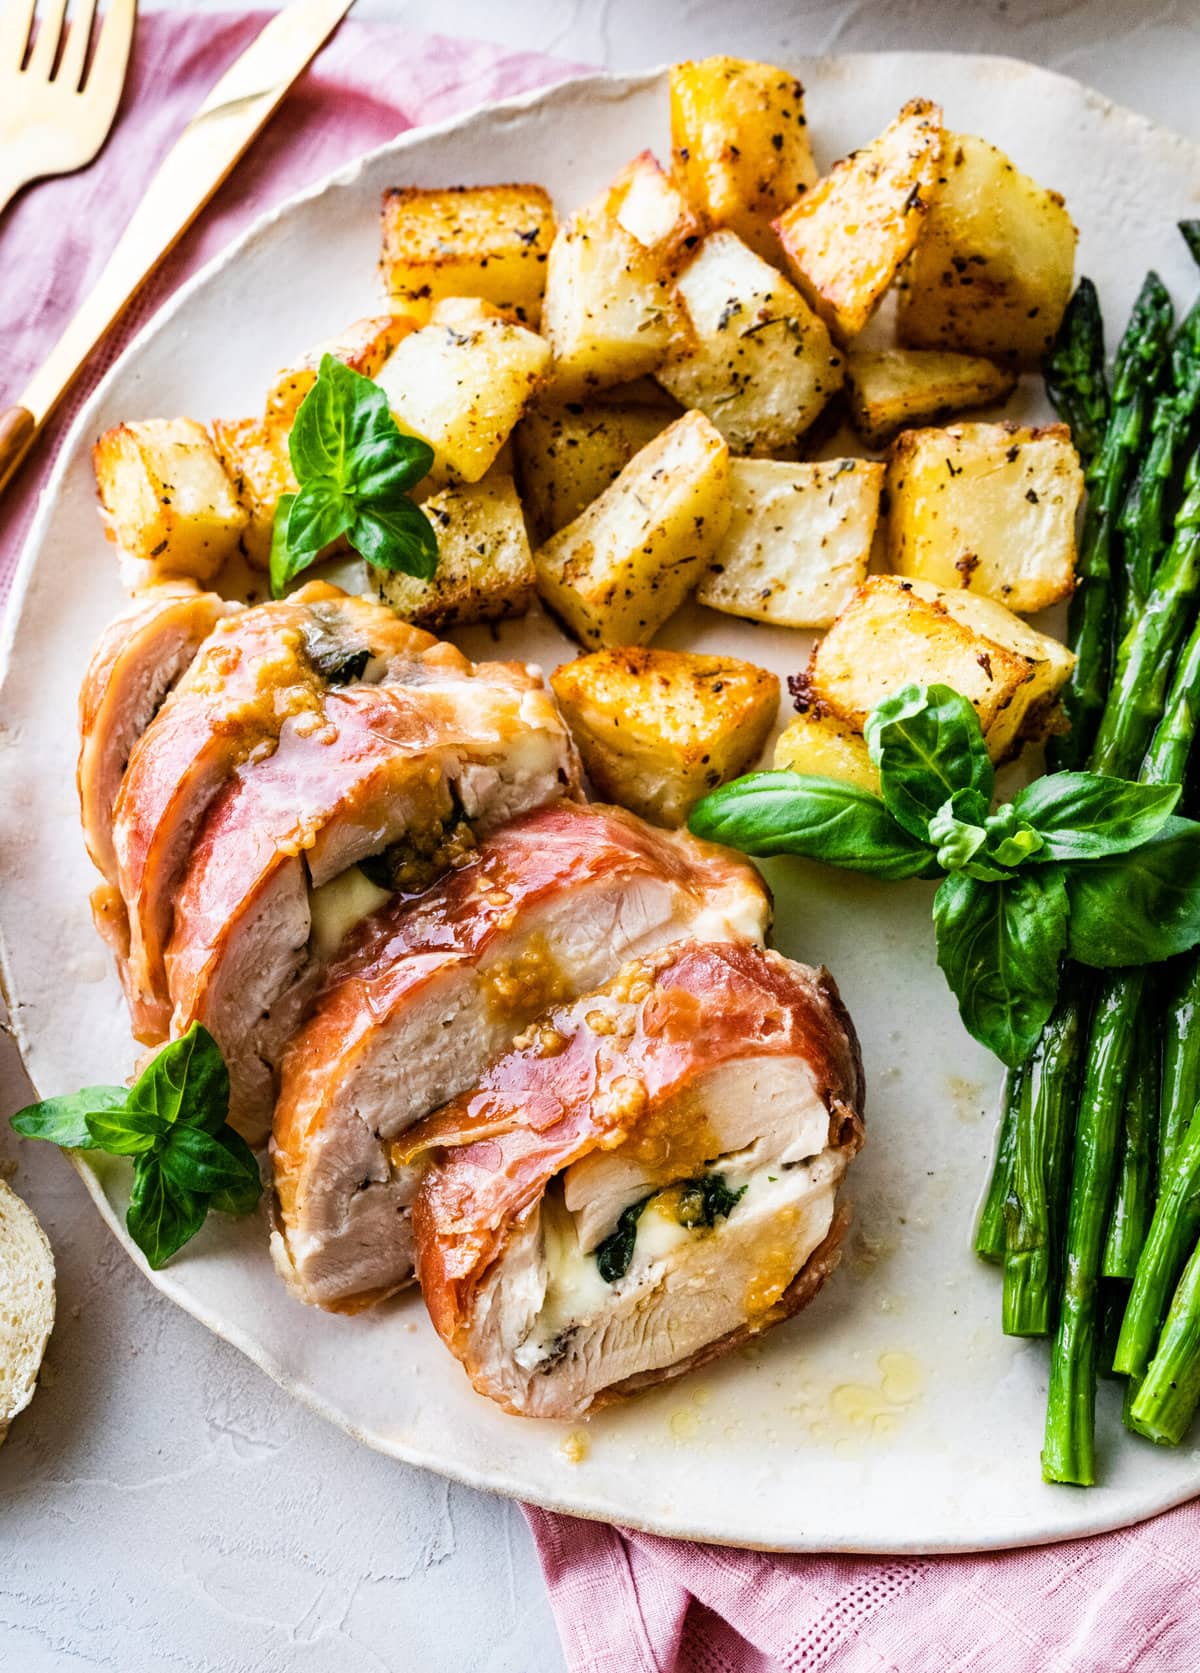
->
[0,0,136,216]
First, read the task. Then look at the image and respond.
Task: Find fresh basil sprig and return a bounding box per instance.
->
[270,354,438,600]
[691,683,1200,1065]
[10,1024,261,1268]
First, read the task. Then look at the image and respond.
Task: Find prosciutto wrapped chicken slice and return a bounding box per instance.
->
[110,585,435,1041]
[77,582,238,885]
[271,803,769,1312]
[168,656,580,1143]
[409,940,864,1420]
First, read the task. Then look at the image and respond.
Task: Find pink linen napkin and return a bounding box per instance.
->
[3,18,1198,1671]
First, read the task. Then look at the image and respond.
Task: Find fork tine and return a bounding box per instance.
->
[80,0,133,100]
[0,0,37,70]
[26,0,68,77]
[56,0,96,90]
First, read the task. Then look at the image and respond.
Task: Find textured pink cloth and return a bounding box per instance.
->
[525,1504,1200,1672]
[0,11,582,605]
[4,18,1198,1671]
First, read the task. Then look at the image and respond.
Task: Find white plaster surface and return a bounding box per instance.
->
[2,4,1199,1668]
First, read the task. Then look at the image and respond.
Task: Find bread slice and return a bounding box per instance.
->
[0,1179,55,1444]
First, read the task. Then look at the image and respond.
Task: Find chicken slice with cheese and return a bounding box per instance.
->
[167,654,580,1142]
[410,940,863,1419]
[271,804,770,1311]
[110,585,435,1041]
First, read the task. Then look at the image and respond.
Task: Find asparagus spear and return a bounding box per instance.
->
[1128,1232,1200,1444]
[1049,273,1174,772]
[1003,978,1088,1335]
[1090,452,1200,777]
[1158,954,1200,1173]
[975,1066,1024,1262]
[1043,970,1146,1485]
[1114,1102,1200,1379]
[1044,278,1109,466]
[1119,295,1200,609]
[1103,993,1159,1281]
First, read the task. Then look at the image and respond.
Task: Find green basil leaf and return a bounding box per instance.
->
[84,1102,166,1156]
[289,356,433,499]
[864,684,994,841]
[929,790,989,872]
[268,491,298,601]
[10,1085,126,1149]
[349,430,435,503]
[350,499,438,581]
[286,482,354,560]
[688,772,935,879]
[1065,815,1200,965]
[125,1156,208,1270]
[933,868,1069,1065]
[1013,772,1181,862]
[126,1023,230,1138]
[160,1124,262,1202]
[981,805,1045,869]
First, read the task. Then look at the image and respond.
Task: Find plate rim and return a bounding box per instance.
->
[5,51,1200,1554]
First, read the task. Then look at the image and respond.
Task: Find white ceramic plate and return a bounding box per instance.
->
[4,54,1200,1554]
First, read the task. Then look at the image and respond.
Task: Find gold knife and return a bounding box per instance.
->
[0,0,357,496]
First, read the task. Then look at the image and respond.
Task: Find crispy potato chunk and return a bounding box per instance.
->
[669,56,817,258]
[379,184,555,325]
[372,473,534,631]
[551,646,779,826]
[845,347,1017,447]
[699,457,883,628]
[887,420,1083,614]
[541,205,686,398]
[514,403,672,541]
[897,133,1077,364]
[265,315,415,423]
[211,416,297,570]
[534,409,730,648]
[375,299,551,484]
[93,418,247,582]
[656,231,843,454]
[774,99,944,342]
[774,709,878,792]
[802,574,1075,760]
[604,151,703,271]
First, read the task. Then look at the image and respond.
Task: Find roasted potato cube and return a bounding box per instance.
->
[551,646,779,827]
[699,457,883,628]
[774,99,944,342]
[845,347,1017,447]
[669,56,817,258]
[211,416,298,570]
[265,314,415,423]
[372,473,534,631]
[380,184,555,325]
[656,231,843,454]
[541,205,686,398]
[514,403,672,540]
[774,709,878,792]
[887,421,1083,614]
[534,409,730,648]
[603,151,703,271]
[93,418,247,582]
[374,302,551,484]
[897,133,1077,364]
[804,574,1074,759]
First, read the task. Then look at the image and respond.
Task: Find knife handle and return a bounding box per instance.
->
[0,406,37,496]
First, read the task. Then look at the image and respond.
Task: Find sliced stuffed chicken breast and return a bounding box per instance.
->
[109,585,435,1041]
[271,803,770,1312]
[167,656,580,1143]
[78,582,238,885]
[410,940,864,1420]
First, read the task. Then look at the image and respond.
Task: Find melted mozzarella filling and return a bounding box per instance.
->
[308,865,394,960]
